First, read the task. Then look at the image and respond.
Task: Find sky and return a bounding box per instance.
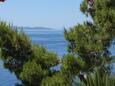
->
[0,0,88,29]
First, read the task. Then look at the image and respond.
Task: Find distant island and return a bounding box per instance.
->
[13,26,54,30]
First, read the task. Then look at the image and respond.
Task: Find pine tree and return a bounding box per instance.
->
[64,0,115,82]
[0,0,115,86]
[0,22,59,86]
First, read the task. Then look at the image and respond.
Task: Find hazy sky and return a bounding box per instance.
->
[0,0,87,29]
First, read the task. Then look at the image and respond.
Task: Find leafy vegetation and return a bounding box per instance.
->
[80,68,115,86]
[0,0,115,86]
[63,0,115,85]
[64,0,115,73]
[0,22,60,86]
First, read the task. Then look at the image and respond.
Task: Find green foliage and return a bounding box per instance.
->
[0,21,60,86]
[41,74,69,86]
[61,54,85,76]
[20,61,48,86]
[64,0,115,70]
[80,0,88,14]
[0,22,33,76]
[0,0,115,86]
[64,0,115,85]
[80,68,115,86]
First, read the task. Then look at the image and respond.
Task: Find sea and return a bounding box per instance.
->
[0,29,115,86]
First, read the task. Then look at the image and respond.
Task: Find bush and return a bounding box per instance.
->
[80,68,115,86]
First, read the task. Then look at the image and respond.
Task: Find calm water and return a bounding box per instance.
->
[0,29,115,86]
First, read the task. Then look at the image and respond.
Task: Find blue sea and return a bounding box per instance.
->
[0,29,115,86]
